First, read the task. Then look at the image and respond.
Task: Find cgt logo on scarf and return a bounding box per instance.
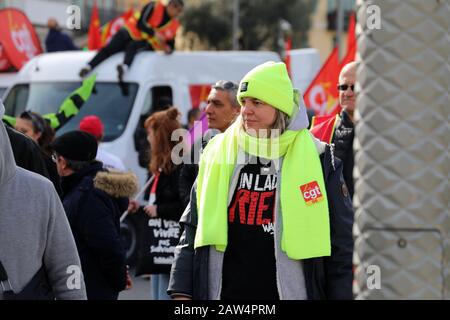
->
[300,181,324,206]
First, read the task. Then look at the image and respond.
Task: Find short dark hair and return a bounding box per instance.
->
[20,111,55,154]
[212,80,240,109]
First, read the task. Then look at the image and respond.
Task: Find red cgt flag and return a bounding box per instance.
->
[303,47,340,116]
[0,8,43,70]
[88,1,102,50]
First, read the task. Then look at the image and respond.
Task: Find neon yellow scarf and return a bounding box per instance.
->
[195,119,331,260]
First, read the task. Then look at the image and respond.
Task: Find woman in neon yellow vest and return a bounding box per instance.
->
[168,61,354,300]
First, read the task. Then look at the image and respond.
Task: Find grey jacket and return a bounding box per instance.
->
[0,102,87,300]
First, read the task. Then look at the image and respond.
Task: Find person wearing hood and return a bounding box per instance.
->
[0,102,86,300]
[51,130,138,300]
[168,62,354,300]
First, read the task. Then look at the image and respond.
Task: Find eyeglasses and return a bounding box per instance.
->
[51,153,59,163]
[337,84,355,92]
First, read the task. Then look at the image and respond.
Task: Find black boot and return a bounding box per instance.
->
[117,64,125,82]
[79,65,91,78]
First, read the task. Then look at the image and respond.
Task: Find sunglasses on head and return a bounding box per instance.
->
[337,84,355,91]
[21,111,44,132]
[214,80,239,91]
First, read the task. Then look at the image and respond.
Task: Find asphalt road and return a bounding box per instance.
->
[119,270,151,300]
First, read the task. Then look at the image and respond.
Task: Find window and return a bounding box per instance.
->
[3,81,139,142]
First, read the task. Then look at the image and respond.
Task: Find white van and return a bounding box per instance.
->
[289,48,321,92]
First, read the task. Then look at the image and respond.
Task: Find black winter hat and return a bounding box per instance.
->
[51,130,98,161]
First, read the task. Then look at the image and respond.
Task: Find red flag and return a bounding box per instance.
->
[303,47,340,116]
[284,36,292,77]
[340,12,356,68]
[189,84,212,110]
[88,1,102,50]
[0,8,43,70]
[310,114,340,144]
[101,9,133,47]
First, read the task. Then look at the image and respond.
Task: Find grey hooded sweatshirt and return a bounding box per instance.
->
[0,101,86,300]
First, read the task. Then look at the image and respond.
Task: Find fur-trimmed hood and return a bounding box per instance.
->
[94,170,138,198]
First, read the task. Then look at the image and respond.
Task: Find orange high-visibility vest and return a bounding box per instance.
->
[124,1,180,50]
[310,114,341,144]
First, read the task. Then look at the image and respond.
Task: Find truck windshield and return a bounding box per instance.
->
[0,88,6,99]
[3,82,138,142]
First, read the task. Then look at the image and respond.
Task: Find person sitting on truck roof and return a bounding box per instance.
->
[79,0,184,82]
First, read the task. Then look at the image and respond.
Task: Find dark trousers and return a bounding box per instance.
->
[88,28,153,69]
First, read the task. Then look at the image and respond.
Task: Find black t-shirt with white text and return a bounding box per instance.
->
[221,159,279,300]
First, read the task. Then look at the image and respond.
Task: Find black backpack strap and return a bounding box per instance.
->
[0,260,15,294]
[0,260,54,300]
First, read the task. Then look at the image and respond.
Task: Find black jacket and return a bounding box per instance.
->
[5,125,49,178]
[5,124,62,195]
[61,162,137,300]
[332,111,355,198]
[144,165,185,221]
[45,29,78,52]
[168,146,354,300]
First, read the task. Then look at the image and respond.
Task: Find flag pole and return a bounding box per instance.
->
[120,174,155,223]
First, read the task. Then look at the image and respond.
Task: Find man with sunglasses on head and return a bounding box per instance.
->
[310,61,357,198]
[178,80,241,208]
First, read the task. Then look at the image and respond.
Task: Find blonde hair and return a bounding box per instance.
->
[239,108,290,137]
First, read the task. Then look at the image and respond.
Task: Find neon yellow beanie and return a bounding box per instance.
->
[237,61,294,117]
